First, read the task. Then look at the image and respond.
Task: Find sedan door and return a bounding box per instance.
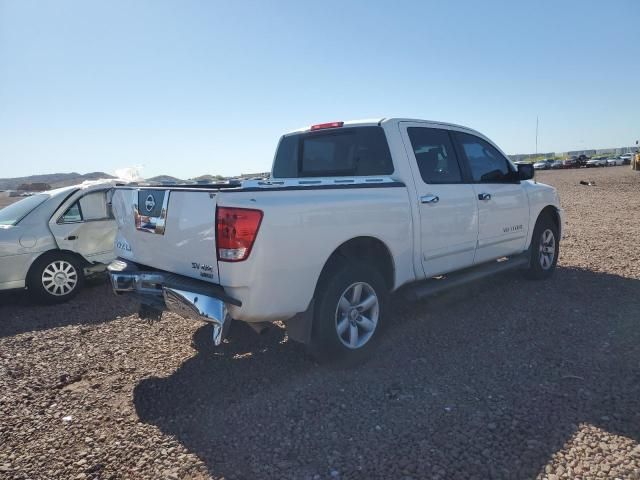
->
[452,132,530,265]
[49,189,117,264]
[400,124,478,277]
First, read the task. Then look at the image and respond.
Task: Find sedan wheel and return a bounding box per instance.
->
[27,252,85,304]
[41,260,79,296]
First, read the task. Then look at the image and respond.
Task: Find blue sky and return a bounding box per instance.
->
[1,0,638,179]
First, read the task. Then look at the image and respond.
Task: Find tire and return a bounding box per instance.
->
[27,252,85,304]
[523,214,559,280]
[309,262,388,365]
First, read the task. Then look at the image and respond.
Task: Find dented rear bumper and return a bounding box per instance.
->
[107,259,239,345]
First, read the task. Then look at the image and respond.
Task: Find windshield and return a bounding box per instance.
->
[0,194,49,226]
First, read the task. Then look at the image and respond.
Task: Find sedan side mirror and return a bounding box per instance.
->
[517,163,535,181]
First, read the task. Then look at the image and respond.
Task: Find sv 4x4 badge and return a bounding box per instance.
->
[192,262,214,279]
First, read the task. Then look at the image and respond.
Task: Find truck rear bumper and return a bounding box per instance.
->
[107,259,239,345]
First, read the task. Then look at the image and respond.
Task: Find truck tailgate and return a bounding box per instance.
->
[111,188,219,283]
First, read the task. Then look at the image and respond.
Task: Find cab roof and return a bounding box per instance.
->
[286,117,482,137]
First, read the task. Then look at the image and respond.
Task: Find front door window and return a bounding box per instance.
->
[456,132,514,183]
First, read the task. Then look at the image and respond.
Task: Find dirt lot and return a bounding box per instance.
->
[0,193,21,210]
[1,166,639,480]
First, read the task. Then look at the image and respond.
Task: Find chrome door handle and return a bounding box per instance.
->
[421,194,439,204]
[478,193,491,201]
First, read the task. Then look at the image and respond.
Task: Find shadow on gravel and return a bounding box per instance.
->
[0,279,138,338]
[134,266,640,479]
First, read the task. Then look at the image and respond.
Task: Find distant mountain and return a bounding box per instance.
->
[0,172,116,190]
[190,174,227,182]
[145,175,185,184]
[0,171,245,191]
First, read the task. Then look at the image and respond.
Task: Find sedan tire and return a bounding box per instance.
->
[27,252,85,304]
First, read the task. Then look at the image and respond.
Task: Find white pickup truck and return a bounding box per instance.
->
[108,118,563,362]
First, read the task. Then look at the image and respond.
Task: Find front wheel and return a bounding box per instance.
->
[309,262,388,364]
[523,215,559,280]
[27,252,85,304]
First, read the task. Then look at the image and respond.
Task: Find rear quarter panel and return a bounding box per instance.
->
[218,185,414,322]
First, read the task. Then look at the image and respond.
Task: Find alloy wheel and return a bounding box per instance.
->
[335,282,379,349]
[538,229,556,270]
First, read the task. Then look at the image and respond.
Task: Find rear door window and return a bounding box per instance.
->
[59,191,112,224]
[407,127,463,184]
[79,191,110,220]
[272,126,394,178]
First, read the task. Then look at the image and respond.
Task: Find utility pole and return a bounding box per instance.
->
[535,116,539,156]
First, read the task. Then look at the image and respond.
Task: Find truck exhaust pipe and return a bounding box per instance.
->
[247,322,271,335]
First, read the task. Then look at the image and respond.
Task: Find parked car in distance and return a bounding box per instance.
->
[107,118,564,363]
[0,181,118,303]
[586,157,607,168]
[550,160,565,169]
[620,153,633,165]
[562,158,580,169]
[576,154,590,167]
[534,159,555,170]
[606,157,624,166]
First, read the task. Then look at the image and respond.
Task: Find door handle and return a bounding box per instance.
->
[66,235,78,241]
[421,194,439,204]
[478,193,491,201]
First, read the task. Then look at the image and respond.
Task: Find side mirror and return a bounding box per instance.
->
[517,163,534,181]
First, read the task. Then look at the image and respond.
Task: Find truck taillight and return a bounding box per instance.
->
[216,207,263,262]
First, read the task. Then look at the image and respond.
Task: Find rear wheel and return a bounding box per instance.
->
[27,252,85,304]
[310,262,387,364]
[523,215,559,280]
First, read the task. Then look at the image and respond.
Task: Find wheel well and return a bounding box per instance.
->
[27,249,89,278]
[539,205,560,233]
[316,237,395,292]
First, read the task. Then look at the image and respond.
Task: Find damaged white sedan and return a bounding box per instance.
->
[0,181,118,303]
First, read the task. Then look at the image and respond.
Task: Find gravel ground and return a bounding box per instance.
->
[0,194,21,209]
[1,166,639,480]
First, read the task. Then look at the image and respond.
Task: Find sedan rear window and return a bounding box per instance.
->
[0,194,49,226]
[272,126,394,178]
